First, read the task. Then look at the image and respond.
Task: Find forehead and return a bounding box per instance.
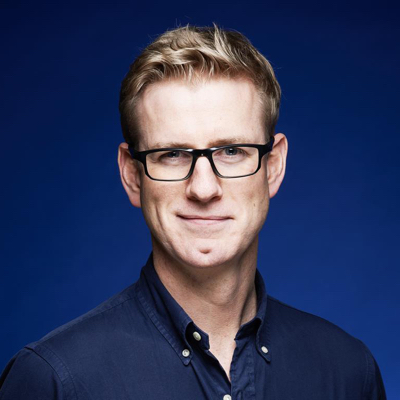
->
[135,77,265,150]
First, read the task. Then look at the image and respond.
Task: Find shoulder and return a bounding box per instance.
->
[267,294,365,354]
[267,294,356,333]
[1,281,148,399]
[266,295,386,397]
[30,281,150,359]
[40,281,140,342]
[0,348,64,399]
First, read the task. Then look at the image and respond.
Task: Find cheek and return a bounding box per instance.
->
[140,182,181,228]
[241,179,270,225]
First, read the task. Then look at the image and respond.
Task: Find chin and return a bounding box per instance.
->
[176,243,237,269]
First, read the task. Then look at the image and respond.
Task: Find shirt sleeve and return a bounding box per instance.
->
[0,348,64,400]
[359,340,386,400]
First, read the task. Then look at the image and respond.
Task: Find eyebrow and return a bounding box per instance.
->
[148,136,253,150]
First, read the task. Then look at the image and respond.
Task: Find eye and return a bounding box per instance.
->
[213,146,248,163]
[155,150,192,164]
[224,147,238,156]
[165,150,181,158]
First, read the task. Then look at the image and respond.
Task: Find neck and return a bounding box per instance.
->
[152,240,259,371]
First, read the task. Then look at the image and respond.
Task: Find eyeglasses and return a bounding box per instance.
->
[128,137,275,182]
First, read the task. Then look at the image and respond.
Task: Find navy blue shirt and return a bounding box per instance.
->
[0,255,386,399]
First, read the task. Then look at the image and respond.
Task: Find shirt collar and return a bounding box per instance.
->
[254,268,271,362]
[136,254,271,365]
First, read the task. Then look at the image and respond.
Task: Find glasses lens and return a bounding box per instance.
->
[212,146,259,177]
[146,150,193,180]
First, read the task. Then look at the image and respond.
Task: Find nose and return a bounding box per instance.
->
[186,156,223,202]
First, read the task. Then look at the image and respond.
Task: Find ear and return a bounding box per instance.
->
[267,133,288,199]
[118,143,142,208]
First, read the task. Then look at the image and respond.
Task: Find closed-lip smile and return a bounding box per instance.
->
[178,214,232,225]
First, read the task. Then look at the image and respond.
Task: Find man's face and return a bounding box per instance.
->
[120,77,286,269]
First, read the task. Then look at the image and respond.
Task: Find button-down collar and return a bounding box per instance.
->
[136,254,271,365]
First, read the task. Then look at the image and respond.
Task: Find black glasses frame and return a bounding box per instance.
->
[128,137,275,182]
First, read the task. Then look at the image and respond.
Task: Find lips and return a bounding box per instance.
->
[177,214,232,226]
[179,215,230,220]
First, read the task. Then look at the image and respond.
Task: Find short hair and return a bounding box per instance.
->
[119,23,281,148]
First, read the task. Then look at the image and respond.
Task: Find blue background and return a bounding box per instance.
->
[1,1,399,397]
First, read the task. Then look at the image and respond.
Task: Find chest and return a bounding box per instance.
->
[67,334,362,400]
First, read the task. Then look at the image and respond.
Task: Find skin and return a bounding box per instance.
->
[118,76,288,379]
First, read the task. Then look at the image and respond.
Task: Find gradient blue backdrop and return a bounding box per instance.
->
[1,1,399,397]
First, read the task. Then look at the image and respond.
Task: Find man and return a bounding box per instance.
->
[0,24,385,399]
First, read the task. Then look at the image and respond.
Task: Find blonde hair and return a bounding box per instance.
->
[119,24,281,147]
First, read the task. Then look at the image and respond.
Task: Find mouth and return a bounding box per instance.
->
[177,215,232,226]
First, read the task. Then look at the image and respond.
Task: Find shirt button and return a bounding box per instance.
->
[223,395,232,400]
[193,331,202,341]
[261,346,269,354]
[182,349,190,357]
